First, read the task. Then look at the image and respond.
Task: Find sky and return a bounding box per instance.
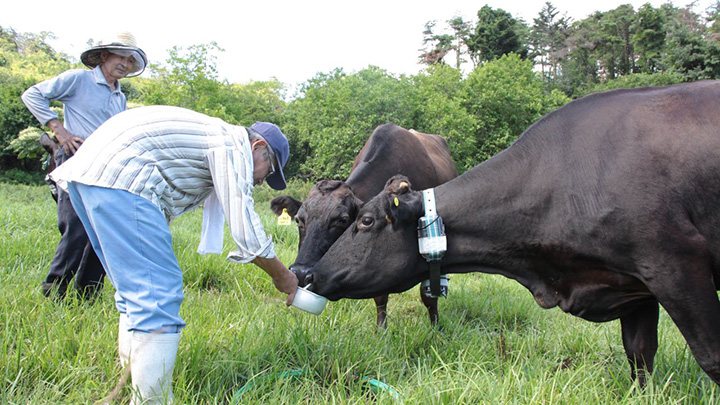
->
[2,0,715,89]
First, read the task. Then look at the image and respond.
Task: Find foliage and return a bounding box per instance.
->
[467,6,529,64]
[418,21,455,66]
[0,168,44,184]
[139,42,226,116]
[5,1,720,179]
[530,2,571,80]
[0,27,72,173]
[463,54,570,162]
[0,27,75,78]
[137,42,286,126]
[284,67,415,180]
[0,72,39,164]
[7,127,44,160]
[631,4,667,74]
[409,64,478,172]
[662,5,720,81]
[576,72,685,97]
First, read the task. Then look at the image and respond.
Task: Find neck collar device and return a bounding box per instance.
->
[418,188,449,298]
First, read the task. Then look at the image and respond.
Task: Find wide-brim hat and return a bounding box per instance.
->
[250,122,290,190]
[80,32,147,77]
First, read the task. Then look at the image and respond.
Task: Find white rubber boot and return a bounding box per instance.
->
[118,313,131,369]
[129,330,180,405]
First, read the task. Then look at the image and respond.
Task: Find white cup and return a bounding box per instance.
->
[291,285,328,315]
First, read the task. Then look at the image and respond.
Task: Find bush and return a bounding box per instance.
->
[8,127,44,160]
[0,168,44,185]
[463,54,571,162]
[284,67,416,180]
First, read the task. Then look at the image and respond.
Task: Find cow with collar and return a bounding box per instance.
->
[302,81,720,386]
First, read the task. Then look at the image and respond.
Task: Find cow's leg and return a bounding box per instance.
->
[643,254,720,385]
[373,295,388,329]
[619,300,659,387]
[419,286,439,327]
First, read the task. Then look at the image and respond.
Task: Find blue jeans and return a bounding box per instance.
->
[67,182,185,333]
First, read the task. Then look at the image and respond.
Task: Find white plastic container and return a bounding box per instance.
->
[291,286,328,315]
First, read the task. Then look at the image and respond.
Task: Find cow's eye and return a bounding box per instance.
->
[334,215,350,227]
[358,216,374,231]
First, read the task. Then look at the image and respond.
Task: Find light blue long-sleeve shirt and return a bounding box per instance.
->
[21,65,127,141]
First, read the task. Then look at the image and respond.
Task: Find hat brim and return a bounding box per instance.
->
[265,160,287,190]
[80,45,148,77]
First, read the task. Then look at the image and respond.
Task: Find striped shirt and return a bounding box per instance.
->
[50,105,275,263]
[21,66,126,141]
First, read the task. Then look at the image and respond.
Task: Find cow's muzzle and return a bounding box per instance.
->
[289,265,314,287]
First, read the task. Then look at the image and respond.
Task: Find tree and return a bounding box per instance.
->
[0,27,71,173]
[594,5,637,79]
[418,21,454,65]
[463,54,569,161]
[466,6,528,65]
[284,67,415,180]
[447,16,471,69]
[530,2,571,80]
[709,1,720,42]
[632,4,667,73]
[140,42,225,115]
[410,64,478,172]
[662,4,720,80]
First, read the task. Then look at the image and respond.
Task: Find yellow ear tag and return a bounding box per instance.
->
[277,208,292,226]
[394,197,399,207]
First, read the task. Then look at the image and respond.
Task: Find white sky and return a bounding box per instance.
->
[1,0,714,88]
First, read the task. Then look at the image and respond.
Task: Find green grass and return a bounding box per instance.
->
[0,181,718,404]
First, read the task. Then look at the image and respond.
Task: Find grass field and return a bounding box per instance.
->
[1,181,718,404]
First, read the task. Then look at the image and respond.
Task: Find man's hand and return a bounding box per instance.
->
[48,119,83,155]
[272,269,298,306]
[252,256,298,306]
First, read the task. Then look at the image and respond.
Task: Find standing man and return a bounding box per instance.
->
[22,32,147,300]
[49,105,298,404]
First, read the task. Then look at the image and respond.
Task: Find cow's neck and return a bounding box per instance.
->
[432,144,558,294]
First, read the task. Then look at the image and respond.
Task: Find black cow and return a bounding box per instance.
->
[272,123,457,327]
[303,81,720,386]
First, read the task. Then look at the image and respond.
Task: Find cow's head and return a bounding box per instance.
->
[303,175,428,301]
[271,180,363,282]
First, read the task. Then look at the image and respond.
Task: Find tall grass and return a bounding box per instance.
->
[0,181,717,404]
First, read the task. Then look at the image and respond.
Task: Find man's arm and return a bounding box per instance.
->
[205,144,297,304]
[252,256,298,306]
[21,72,84,155]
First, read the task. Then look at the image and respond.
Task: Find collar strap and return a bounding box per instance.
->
[423,188,438,217]
[418,188,448,297]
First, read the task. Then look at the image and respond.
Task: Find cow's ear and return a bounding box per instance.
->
[384,190,423,230]
[384,174,412,195]
[270,195,302,218]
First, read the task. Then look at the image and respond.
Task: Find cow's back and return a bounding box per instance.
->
[461,80,720,284]
[347,124,457,201]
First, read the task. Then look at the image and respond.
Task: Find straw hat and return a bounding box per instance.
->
[80,32,148,77]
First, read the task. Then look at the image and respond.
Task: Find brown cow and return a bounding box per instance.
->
[39,132,59,202]
[272,123,457,327]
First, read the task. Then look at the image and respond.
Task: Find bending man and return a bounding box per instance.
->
[49,105,298,404]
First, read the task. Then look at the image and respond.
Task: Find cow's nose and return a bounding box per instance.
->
[289,265,311,287]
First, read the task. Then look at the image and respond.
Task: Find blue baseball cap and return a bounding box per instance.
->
[250,122,289,190]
